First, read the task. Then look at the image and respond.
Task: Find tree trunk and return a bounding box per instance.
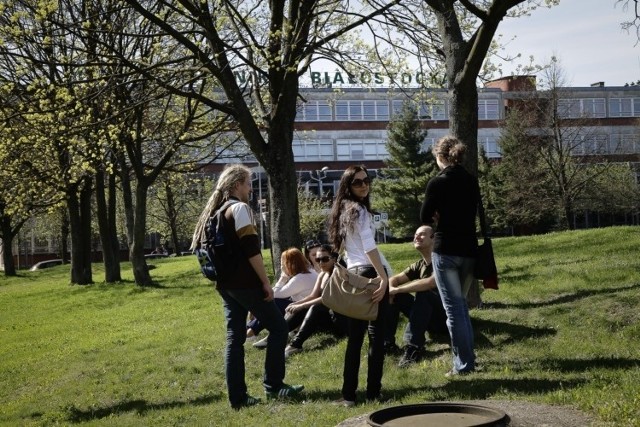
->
[95,169,122,282]
[60,208,70,264]
[131,182,152,286]
[0,216,17,276]
[259,78,301,276]
[449,79,479,175]
[164,181,180,254]
[118,152,135,247]
[67,179,93,285]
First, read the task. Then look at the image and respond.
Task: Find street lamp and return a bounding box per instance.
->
[313,166,329,197]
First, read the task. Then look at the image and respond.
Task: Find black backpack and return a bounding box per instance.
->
[195,200,238,281]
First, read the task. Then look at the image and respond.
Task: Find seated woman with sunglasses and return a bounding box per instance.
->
[283,245,348,357]
[248,248,317,345]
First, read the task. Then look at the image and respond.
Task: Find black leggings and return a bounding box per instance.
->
[290,304,347,348]
[341,266,389,401]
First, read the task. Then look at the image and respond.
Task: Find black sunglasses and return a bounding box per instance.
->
[351,177,371,188]
[315,256,332,263]
[305,240,321,250]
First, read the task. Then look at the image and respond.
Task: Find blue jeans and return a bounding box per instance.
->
[403,290,448,348]
[431,252,476,373]
[218,288,288,406]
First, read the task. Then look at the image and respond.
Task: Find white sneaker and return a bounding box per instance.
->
[332,397,355,407]
[252,335,269,349]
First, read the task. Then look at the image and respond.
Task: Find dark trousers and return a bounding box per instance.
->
[385,293,414,346]
[341,266,389,402]
[247,297,291,334]
[404,290,448,348]
[218,288,287,406]
[290,304,347,348]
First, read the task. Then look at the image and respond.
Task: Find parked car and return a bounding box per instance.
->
[30,259,64,271]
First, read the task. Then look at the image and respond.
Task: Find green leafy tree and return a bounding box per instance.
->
[494,59,632,232]
[575,163,640,224]
[297,187,329,244]
[147,172,214,255]
[375,102,436,238]
[108,0,402,274]
[493,107,558,232]
[385,0,558,175]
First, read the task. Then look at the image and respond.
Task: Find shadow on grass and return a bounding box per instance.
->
[301,377,587,405]
[433,376,587,400]
[539,356,640,373]
[62,393,224,423]
[472,318,557,349]
[482,282,640,310]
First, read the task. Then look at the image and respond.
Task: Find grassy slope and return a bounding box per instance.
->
[1,226,639,426]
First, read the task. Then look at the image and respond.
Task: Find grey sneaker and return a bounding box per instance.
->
[284,345,302,358]
[252,335,269,349]
[398,345,424,368]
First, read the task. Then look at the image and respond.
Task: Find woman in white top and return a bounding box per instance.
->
[247,248,317,338]
[328,165,389,407]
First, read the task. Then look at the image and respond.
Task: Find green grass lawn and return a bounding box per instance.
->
[1,226,639,426]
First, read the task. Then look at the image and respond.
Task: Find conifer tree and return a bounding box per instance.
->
[374,103,437,238]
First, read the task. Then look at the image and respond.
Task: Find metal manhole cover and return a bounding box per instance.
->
[367,402,508,427]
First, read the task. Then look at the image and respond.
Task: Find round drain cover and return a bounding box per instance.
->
[368,402,507,427]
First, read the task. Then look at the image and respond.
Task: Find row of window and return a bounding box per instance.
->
[298,99,501,121]
[297,97,640,122]
[290,133,640,162]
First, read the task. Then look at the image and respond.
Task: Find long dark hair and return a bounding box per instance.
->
[328,165,373,251]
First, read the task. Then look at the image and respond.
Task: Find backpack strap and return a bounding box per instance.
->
[214,199,239,220]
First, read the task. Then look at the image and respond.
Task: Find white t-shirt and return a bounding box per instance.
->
[272,268,318,301]
[343,205,392,274]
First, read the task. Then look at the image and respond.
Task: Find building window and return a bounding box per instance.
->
[610,133,640,154]
[478,137,500,158]
[580,134,609,155]
[292,139,334,161]
[297,101,332,121]
[558,99,581,118]
[609,98,640,117]
[336,139,388,160]
[558,98,606,118]
[391,99,448,120]
[336,100,390,121]
[478,99,500,120]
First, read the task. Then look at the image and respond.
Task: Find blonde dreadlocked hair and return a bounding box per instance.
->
[189,164,252,251]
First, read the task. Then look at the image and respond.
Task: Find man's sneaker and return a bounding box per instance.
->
[232,395,261,409]
[383,342,402,356]
[398,345,424,368]
[332,397,356,407]
[445,368,473,378]
[284,345,302,358]
[252,335,269,349]
[266,383,304,399]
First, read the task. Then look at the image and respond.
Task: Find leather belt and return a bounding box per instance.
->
[347,265,374,274]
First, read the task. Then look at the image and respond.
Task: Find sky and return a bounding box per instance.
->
[497,0,640,87]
